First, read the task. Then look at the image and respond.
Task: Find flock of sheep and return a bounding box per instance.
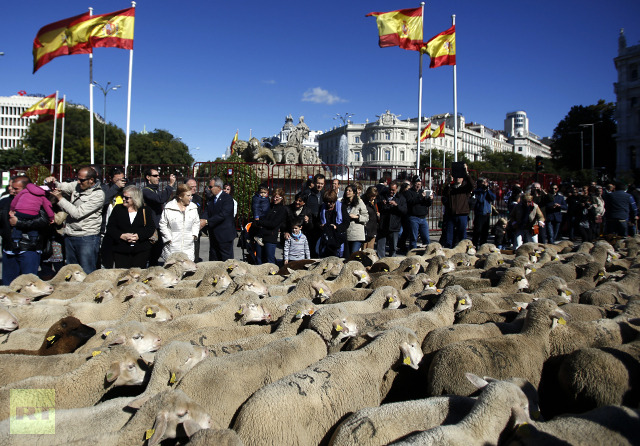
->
[0,236,638,445]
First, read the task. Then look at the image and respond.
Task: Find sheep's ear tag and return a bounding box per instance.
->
[296,310,302,316]
[65,273,72,280]
[169,372,176,384]
[436,289,443,293]
[318,288,324,295]
[557,317,567,325]
[403,357,412,366]
[388,296,395,303]
[212,278,218,284]
[459,298,466,305]
[145,429,155,440]
[335,324,343,332]
[531,268,537,272]
[46,335,58,344]
[142,279,150,284]
[92,350,102,357]
[104,330,112,337]
[236,307,243,315]
[384,268,388,272]
[270,271,276,275]
[94,293,102,301]
[565,290,573,295]
[558,301,567,306]
[428,282,434,287]
[146,308,154,316]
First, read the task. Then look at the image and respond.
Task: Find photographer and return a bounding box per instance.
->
[376,181,407,258]
[471,177,496,248]
[441,164,473,249]
[404,175,433,249]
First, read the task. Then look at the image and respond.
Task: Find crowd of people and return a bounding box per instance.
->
[1,165,638,283]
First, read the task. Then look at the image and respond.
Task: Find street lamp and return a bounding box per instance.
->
[333,113,353,180]
[92,81,121,173]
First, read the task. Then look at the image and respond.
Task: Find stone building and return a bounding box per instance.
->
[0,95,42,150]
[614,28,640,178]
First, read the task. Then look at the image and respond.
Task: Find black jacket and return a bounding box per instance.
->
[378,191,407,235]
[256,202,288,244]
[0,195,49,252]
[106,205,157,254]
[142,183,174,227]
[404,188,432,217]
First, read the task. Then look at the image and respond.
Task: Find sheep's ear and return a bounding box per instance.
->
[127,393,152,410]
[182,419,201,438]
[148,412,168,446]
[122,292,136,302]
[465,373,489,389]
[164,258,177,267]
[101,328,114,338]
[365,330,384,339]
[106,362,120,383]
[107,335,126,347]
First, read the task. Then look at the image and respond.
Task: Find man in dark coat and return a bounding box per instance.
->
[604,181,637,237]
[404,175,433,249]
[376,181,407,258]
[302,173,325,257]
[205,176,236,261]
[441,165,473,248]
[142,168,176,265]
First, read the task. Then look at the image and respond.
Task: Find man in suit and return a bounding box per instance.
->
[205,176,236,261]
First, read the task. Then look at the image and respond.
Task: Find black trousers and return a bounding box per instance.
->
[210,238,234,261]
[472,213,491,247]
[114,250,150,268]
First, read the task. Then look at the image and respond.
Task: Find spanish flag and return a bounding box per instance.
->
[230,131,239,154]
[68,7,135,51]
[431,122,446,138]
[419,122,432,142]
[32,12,92,73]
[20,94,57,121]
[366,8,423,51]
[423,25,456,68]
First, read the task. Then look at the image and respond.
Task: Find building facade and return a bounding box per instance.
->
[317,110,551,178]
[614,28,640,177]
[0,95,42,150]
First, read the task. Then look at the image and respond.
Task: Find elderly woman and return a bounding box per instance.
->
[508,193,545,249]
[159,184,201,262]
[106,185,157,268]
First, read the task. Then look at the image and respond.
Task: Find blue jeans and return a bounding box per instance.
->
[65,234,100,274]
[409,216,430,249]
[547,221,562,243]
[255,242,277,265]
[377,232,399,258]
[443,215,468,249]
[2,250,41,285]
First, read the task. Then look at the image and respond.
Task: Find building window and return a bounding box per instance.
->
[400,151,405,161]
[518,146,523,152]
[384,150,391,160]
[630,63,638,81]
[400,132,405,140]
[354,136,360,143]
[385,133,390,140]
[355,152,361,161]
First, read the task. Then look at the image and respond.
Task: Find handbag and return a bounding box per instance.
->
[143,208,159,244]
[530,222,540,236]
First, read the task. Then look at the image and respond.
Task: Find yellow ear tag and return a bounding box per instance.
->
[142,279,149,284]
[335,324,343,332]
[459,299,466,305]
[403,357,412,366]
[146,308,154,316]
[270,271,276,275]
[383,268,388,272]
[170,373,176,384]
[104,330,112,336]
[558,301,567,306]
[92,350,102,357]
[236,308,243,314]
[531,268,537,272]
[558,317,567,325]
[318,288,324,295]
[65,273,71,280]
[94,294,101,300]
[296,310,302,316]
[46,335,57,344]
[212,278,218,284]
[565,290,573,295]
[145,429,155,440]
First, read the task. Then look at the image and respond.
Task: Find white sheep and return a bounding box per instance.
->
[46,263,87,284]
[0,288,32,306]
[0,306,18,332]
[233,326,423,446]
[77,320,162,355]
[8,274,54,299]
[0,352,89,387]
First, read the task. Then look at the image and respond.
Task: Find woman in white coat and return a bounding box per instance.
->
[159,184,200,261]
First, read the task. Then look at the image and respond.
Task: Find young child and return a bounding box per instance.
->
[284,218,310,264]
[10,183,55,240]
[492,217,507,250]
[252,185,270,246]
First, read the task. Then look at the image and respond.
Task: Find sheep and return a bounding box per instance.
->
[8,273,54,299]
[423,255,456,281]
[77,320,162,355]
[579,270,640,307]
[233,326,423,446]
[390,375,532,445]
[267,273,332,303]
[0,316,95,356]
[0,306,18,332]
[422,323,504,355]
[225,258,280,278]
[46,263,87,284]
[336,286,403,314]
[466,266,530,295]
[139,266,181,288]
[155,269,233,299]
[71,390,213,446]
[83,267,144,285]
[35,279,118,304]
[308,256,346,278]
[188,428,244,446]
[0,345,146,420]
[177,327,329,430]
[526,261,579,291]
[276,259,318,276]
[163,251,197,278]
[427,299,569,396]
[308,304,360,351]
[555,335,640,411]
[507,405,640,446]
[0,289,32,306]
[0,352,90,387]
[325,260,370,290]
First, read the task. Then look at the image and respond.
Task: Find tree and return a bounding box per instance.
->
[551,100,616,175]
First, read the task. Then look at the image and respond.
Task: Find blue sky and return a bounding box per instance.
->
[1,1,638,162]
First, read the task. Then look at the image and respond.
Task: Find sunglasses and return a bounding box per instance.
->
[122,196,132,200]
[77,178,90,183]
[149,174,160,178]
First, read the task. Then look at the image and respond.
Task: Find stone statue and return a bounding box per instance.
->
[286,116,310,148]
[234,137,276,165]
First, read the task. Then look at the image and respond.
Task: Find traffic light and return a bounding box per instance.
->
[535,156,544,172]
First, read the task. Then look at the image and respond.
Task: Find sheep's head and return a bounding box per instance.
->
[236,303,271,325]
[156,342,209,386]
[399,336,423,370]
[101,322,162,354]
[386,289,402,310]
[61,265,87,282]
[291,298,317,319]
[332,315,358,341]
[0,306,19,332]
[118,282,154,301]
[11,274,54,298]
[41,316,96,353]
[129,390,212,446]
[93,283,118,303]
[465,374,532,427]
[455,294,472,313]
[0,290,31,306]
[143,299,174,322]
[117,268,143,285]
[165,253,197,277]
[237,279,268,298]
[353,270,370,286]
[142,268,180,288]
[104,349,147,387]
[310,280,331,302]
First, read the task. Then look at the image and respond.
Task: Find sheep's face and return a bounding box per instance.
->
[164,342,209,385]
[455,295,472,313]
[441,261,455,274]
[106,354,147,387]
[466,245,477,256]
[332,316,358,341]
[118,269,142,285]
[293,300,317,319]
[210,273,232,292]
[241,281,268,297]
[514,275,529,291]
[312,282,331,302]
[18,279,54,298]
[399,338,423,370]
[0,291,31,306]
[144,270,180,288]
[386,291,401,310]
[237,303,271,325]
[165,255,197,276]
[0,307,19,331]
[144,301,173,322]
[94,286,117,303]
[149,393,212,445]
[64,268,87,282]
[353,270,370,286]
[130,329,163,353]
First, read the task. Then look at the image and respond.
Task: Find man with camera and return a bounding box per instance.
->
[471,177,496,248]
[404,175,433,249]
[441,163,473,249]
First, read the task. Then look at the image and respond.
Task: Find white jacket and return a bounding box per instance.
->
[159,200,200,261]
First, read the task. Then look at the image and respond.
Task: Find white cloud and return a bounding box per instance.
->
[301,87,346,105]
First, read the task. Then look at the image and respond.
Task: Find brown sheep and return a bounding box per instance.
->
[0,316,96,355]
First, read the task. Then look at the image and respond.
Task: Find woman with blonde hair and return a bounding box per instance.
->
[159,184,201,261]
[106,185,156,268]
[508,193,544,248]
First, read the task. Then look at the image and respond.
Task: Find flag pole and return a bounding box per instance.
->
[124,1,136,175]
[452,14,458,162]
[59,95,66,179]
[50,91,59,173]
[416,2,425,174]
[88,7,95,166]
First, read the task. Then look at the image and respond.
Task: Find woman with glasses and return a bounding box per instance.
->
[106,185,157,268]
[159,184,201,262]
[253,188,287,265]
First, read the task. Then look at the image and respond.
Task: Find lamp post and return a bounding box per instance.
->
[334,113,353,180]
[93,81,121,173]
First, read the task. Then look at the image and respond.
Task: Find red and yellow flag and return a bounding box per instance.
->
[32,12,92,73]
[366,8,423,51]
[431,122,446,138]
[423,25,456,68]
[230,131,239,154]
[68,7,135,50]
[419,122,432,142]
[21,94,56,120]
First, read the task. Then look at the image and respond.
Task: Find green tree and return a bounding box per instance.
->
[0,145,43,170]
[551,100,616,175]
